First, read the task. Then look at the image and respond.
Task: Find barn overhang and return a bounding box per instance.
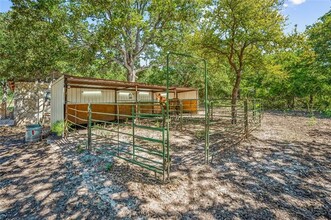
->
[63,75,198,93]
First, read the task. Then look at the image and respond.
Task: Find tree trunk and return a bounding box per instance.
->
[287,96,295,109]
[1,81,8,119]
[231,73,241,124]
[127,68,136,82]
[308,94,314,114]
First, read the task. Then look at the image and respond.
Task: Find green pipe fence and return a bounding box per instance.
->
[207,98,262,161]
[65,101,170,181]
[64,97,262,181]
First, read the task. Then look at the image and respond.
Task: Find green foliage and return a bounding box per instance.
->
[251,11,331,111]
[104,162,113,172]
[0,1,329,114]
[155,120,160,128]
[307,10,331,71]
[76,144,86,154]
[4,1,71,80]
[198,0,285,104]
[51,120,65,136]
[323,109,331,118]
[195,130,205,140]
[307,116,317,126]
[68,0,205,82]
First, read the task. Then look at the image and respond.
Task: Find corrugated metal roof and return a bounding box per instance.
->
[64,75,197,93]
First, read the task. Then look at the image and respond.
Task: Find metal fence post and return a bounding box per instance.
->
[161,107,166,182]
[117,104,120,156]
[132,105,135,160]
[244,100,249,138]
[87,103,92,151]
[205,100,210,164]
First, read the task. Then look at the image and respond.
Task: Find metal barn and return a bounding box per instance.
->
[51,75,199,125]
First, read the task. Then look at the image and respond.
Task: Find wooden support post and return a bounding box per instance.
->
[64,78,68,138]
[135,86,138,108]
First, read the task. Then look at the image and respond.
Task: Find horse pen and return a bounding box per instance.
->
[1,53,330,219]
[56,53,262,181]
[63,97,261,181]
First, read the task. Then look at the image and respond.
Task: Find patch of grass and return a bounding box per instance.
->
[307,116,317,126]
[76,144,86,154]
[105,162,113,172]
[195,130,205,140]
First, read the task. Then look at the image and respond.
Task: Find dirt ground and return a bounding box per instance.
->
[1,112,330,219]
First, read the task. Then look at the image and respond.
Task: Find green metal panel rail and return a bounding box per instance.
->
[207,98,262,161]
[65,101,170,181]
[166,52,209,163]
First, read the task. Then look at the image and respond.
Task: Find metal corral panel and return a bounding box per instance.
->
[67,87,115,103]
[51,76,65,124]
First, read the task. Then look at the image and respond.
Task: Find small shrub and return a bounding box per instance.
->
[51,120,71,136]
[51,120,65,136]
[93,124,103,129]
[323,109,331,118]
[76,144,85,154]
[7,106,14,112]
[105,162,113,172]
[307,116,317,126]
[195,130,205,140]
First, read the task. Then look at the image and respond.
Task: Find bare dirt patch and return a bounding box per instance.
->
[1,112,330,219]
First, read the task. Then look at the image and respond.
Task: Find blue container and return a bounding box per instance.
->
[25,124,42,143]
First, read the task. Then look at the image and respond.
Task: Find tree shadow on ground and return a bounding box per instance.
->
[1,112,331,219]
[0,129,141,219]
[211,135,331,219]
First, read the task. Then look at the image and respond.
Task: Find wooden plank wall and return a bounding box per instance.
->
[182,100,198,114]
[67,104,119,124]
[66,99,198,125]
